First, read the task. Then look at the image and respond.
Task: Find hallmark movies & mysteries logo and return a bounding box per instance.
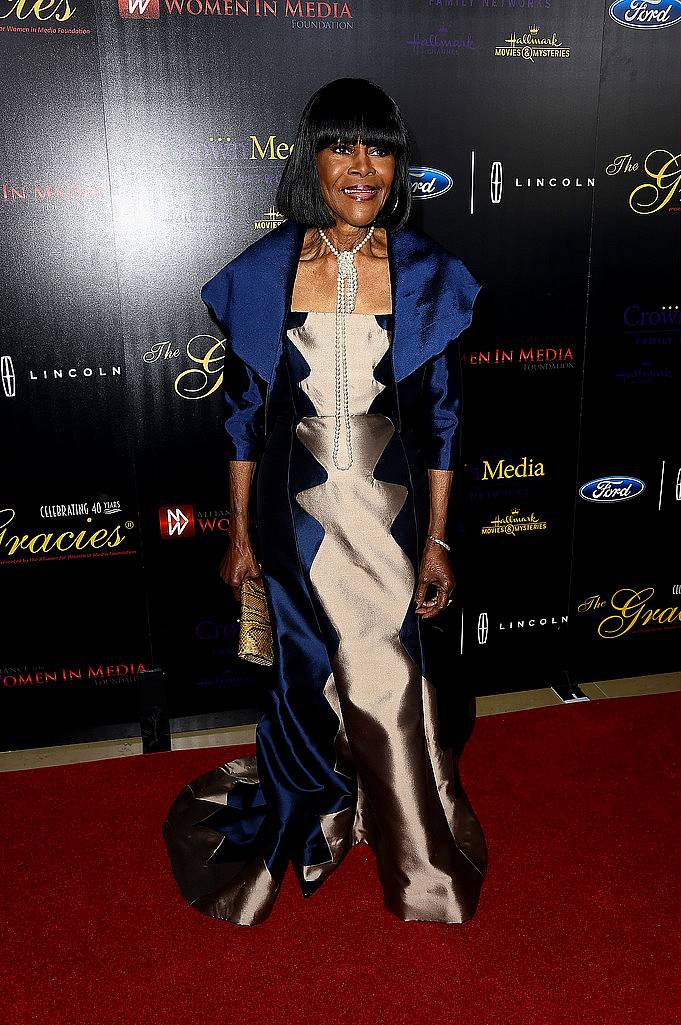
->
[494,23,570,61]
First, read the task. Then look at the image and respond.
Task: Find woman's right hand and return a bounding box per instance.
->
[219,533,262,604]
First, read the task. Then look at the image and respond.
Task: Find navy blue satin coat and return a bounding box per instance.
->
[193,219,483,901]
[201,218,481,472]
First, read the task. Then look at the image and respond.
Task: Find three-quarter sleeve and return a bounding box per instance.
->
[419,340,463,471]
[201,271,267,462]
[419,259,481,471]
[220,343,268,461]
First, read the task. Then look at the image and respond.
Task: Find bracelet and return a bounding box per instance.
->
[427,534,451,551]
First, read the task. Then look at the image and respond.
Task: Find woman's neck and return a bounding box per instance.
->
[324,221,373,250]
[302,225,387,262]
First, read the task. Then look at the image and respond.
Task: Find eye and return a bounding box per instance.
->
[363,140,392,157]
[327,142,392,158]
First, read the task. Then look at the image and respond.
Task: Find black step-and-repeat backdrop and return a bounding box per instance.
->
[1,0,679,750]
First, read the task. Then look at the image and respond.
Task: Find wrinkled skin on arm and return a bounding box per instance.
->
[413,468,456,619]
[218,459,262,603]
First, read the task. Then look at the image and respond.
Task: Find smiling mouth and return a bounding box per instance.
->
[340,185,380,200]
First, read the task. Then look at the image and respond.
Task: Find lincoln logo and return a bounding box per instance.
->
[477,612,489,645]
[490,161,503,204]
[1,356,15,399]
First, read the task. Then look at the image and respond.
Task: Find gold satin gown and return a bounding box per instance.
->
[162,310,488,925]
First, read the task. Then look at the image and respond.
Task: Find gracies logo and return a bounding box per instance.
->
[0,0,76,21]
[606,149,681,214]
[579,588,681,639]
[172,335,225,400]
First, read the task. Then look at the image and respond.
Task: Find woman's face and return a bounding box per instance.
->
[316,138,395,229]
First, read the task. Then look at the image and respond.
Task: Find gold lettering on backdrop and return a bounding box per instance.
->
[480,509,547,536]
[143,341,180,363]
[174,334,224,400]
[493,23,570,61]
[0,0,75,21]
[629,149,681,214]
[250,135,293,160]
[595,587,681,638]
[482,457,545,480]
[605,153,639,176]
[0,508,127,559]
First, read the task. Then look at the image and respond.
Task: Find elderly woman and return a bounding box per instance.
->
[163,77,488,926]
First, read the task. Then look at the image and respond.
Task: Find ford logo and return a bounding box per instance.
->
[609,0,681,30]
[579,476,646,502]
[408,166,453,199]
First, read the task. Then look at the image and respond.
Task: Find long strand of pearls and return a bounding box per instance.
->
[317,224,375,470]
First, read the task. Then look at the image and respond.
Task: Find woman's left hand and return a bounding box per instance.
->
[413,543,456,619]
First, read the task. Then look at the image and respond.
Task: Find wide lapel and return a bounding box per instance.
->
[204,220,480,389]
[388,226,481,383]
[202,219,306,385]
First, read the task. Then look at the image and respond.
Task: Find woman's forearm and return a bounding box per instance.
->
[228,459,257,541]
[427,468,453,539]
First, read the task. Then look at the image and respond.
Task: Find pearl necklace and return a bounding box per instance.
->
[317,224,376,470]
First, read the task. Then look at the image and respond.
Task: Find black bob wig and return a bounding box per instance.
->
[275,77,413,233]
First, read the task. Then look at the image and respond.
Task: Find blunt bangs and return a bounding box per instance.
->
[275,78,413,232]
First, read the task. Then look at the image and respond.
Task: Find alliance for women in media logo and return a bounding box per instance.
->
[118,0,354,19]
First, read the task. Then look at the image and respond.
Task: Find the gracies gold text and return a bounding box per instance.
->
[597,586,681,638]
[174,334,224,400]
[629,149,681,215]
[0,0,75,22]
[0,508,127,558]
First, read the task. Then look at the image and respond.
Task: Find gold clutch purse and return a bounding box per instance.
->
[237,576,274,666]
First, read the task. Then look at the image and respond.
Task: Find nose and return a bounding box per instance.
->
[349,145,376,176]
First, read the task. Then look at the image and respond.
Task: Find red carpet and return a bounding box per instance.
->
[1,692,678,1025]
